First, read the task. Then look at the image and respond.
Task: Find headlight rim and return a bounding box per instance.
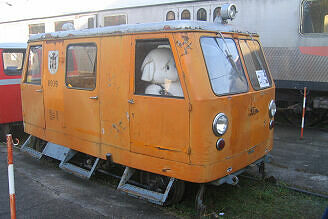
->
[268,100,276,118]
[212,113,229,136]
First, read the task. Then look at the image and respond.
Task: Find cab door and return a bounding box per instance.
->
[63,39,101,145]
[129,35,190,163]
[21,43,46,133]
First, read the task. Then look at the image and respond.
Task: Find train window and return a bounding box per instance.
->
[134,39,184,98]
[213,7,221,22]
[166,11,175,21]
[104,15,126,26]
[66,44,97,90]
[55,20,74,31]
[181,10,191,20]
[29,23,45,35]
[200,37,248,96]
[88,18,95,29]
[2,49,25,76]
[239,39,272,90]
[25,45,42,85]
[301,0,328,34]
[197,8,207,21]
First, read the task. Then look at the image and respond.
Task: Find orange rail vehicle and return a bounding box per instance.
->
[21,19,276,207]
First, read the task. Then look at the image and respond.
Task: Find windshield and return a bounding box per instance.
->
[200,37,248,96]
[239,39,272,90]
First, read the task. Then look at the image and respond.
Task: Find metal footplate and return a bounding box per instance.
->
[117,166,175,205]
[20,135,43,159]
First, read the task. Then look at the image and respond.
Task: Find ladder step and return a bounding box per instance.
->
[21,146,43,160]
[59,162,93,179]
[119,183,164,205]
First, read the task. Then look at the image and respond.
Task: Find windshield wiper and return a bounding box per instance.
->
[216,32,245,81]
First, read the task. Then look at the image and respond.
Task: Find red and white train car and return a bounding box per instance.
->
[0,43,26,140]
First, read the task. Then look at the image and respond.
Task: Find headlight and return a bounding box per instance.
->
[212,113,229,136]
[269,100,276,118]
[221,3,237,20]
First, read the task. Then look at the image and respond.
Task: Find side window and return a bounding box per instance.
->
[55,20,74,31]
[2,49,25,76]
[66,43,97,90]
[104,15,126,26]
[166,11,175,21]
[181,10,191,20]
[301,0,328,34]
[29,23,45,35]
[134,39,184,98]
[25,45,42,85]
[239,39,272,90]
[197,8,207,21]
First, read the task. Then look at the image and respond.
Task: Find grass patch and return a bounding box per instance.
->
[168,178,328,218]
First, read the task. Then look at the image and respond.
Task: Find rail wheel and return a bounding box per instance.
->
[140,172,185,206]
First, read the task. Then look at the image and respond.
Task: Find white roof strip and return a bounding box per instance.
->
[29,21,242,41]
[0,43,27,49]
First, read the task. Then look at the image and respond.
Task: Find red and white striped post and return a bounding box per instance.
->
[7,134,16,219]
[300,87,307,139]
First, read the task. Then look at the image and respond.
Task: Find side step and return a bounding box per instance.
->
[117,167,175,205]
[20,135,43,159]
[21,137,99,179]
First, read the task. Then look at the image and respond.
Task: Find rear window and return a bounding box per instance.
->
[239,39,272,90]
[66,43,97,90]
[25,45,42,85]
[2,49,25,76]
[200,37,248,96]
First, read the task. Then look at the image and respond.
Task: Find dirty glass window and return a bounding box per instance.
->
[197,8,207,21]
[66,44,97,90]
[181,10,191,20]
[134,39,184,98]
[29,23,45,35]
[25,45,42,85]
[166,11,175,21]
[2,49,25,76]
[239,39,272,90]
[55,20,74,31]
[104,15,126,26]
[301,0,328,34]
[200,37,248,96]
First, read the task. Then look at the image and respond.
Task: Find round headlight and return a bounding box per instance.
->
[213,113,229,136]
[269,100,276,118]
[221,3,237,20]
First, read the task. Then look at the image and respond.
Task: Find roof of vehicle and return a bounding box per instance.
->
[29,20,252,42]
[0,43,27,49]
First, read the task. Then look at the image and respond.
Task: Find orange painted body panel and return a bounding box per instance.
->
[21,30,275,183]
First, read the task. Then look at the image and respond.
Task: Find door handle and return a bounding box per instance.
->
[89,96,98,100]
[35,89,43,92]
[128,99,135,104]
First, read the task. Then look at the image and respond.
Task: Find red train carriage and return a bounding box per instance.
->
[0,43,26,140]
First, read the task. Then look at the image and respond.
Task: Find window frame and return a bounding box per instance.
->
[2,49,25,76]
[197,8,207,21]
[134,38,184,99]
[65,42,97,91]
[238,38,273,91]
[24,45,43,85]
[199,36,249,97]
[166,11,176,21]
[300,0,328,36]
[181,9,191,20]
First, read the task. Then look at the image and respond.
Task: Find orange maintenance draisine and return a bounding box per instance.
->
[21,18,276,206]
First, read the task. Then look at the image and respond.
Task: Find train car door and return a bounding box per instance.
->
[63,39,101,145]
[99,36,130,150]
[21,43,46,132]
[129,35,190,163]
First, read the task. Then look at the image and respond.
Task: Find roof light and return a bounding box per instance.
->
[221,3,237,21]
